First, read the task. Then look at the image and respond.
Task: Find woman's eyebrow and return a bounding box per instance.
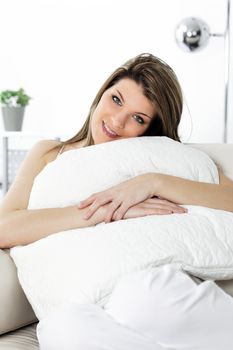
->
[116,89,125,103]
[116,89,152,119]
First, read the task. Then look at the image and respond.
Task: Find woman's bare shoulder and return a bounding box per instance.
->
[0,139,62,215]
[35,139,63,164]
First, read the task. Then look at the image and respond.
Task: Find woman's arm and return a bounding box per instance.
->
[0,140,106,249]
[79,171,233,222]
[153,172,233,212]
[0,205,108,249]
[0,197,188,248]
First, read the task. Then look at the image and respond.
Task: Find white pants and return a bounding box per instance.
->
[37,265,233,350]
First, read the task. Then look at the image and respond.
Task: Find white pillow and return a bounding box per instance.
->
[27,136,219,209]
[11,137,233,321]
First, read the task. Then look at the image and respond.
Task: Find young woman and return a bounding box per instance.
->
[0,53,233,349]
[0,53,187,249]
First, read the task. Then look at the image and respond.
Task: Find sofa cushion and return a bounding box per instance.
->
[0,323,38,349]
[189,143,233,181]
[0,249,37,335]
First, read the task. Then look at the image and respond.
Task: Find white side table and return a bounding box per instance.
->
[0,132,62,195]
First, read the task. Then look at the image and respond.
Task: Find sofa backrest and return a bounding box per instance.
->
[189,143,233,180]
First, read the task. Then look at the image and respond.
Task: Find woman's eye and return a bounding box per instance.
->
[133,115,145,125]
[112,95,122,105]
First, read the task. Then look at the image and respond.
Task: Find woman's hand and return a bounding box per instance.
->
[80,197,187,225]
[79,173,156,223]
[78,173,187,223]
[122,197,187,221]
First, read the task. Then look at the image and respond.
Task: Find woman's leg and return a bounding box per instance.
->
[37,303,165,350]
[104,264,233,350]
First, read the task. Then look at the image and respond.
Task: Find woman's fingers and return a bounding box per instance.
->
[110,202,132,222]
[122,206,170,220]
[142,202,187,213]
[103,201,123,223]
[143,197,188,213]
[79,174,154,217]
[147,202,187,214]
[82,197,112,220]
[115,200,188,221]
[78,195,97,209]
[79,191,113,208]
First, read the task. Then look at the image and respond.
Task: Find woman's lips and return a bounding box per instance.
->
[102,121,119,138]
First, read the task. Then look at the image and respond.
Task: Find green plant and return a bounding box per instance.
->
[0,88,31,107]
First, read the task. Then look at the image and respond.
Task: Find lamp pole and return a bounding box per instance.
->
[223,0,231,142]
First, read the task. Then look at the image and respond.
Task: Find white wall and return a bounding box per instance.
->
[0,0,231,143]
[227,0,233,142]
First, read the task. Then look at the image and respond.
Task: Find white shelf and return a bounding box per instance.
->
[0,132,66,195]
[0,131,64,138]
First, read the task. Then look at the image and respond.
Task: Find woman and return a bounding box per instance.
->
[0,53,188,248]
[1,53,233,349]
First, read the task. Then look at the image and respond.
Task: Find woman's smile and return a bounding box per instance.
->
[102,121,119,138]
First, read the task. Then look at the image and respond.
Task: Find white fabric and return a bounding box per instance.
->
[37,305,161,350]
[37,265,233,350]
[10,137,233,321]
[28,136,219,209]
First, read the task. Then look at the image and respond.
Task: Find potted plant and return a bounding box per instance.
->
[0,88,31,131]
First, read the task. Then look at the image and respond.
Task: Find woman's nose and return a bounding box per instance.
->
[111,111,128,129]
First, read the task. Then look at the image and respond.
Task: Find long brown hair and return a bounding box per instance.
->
[62,53,183,147]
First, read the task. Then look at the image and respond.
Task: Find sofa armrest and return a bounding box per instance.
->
[0,249,37,335]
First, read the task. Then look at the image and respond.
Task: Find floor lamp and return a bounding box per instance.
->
[175,0,231,142]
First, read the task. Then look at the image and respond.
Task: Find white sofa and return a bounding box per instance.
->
[0,143,233,349]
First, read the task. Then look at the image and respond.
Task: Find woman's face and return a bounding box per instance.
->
[91,78,157,145]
